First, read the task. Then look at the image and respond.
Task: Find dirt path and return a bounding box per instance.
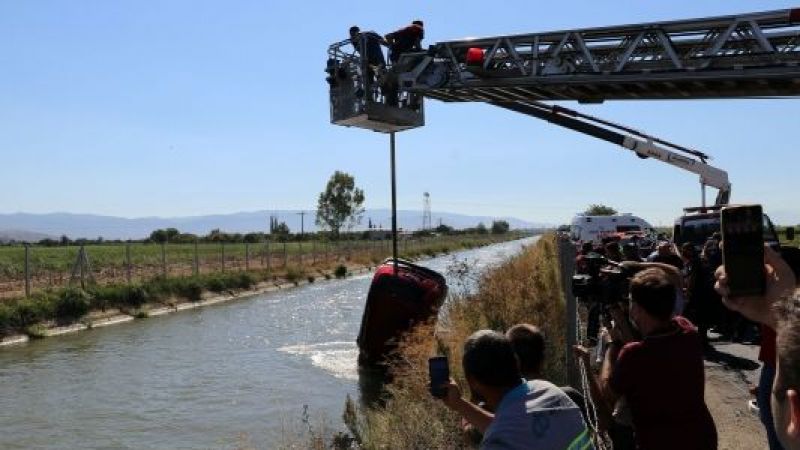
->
[704,340,768,450]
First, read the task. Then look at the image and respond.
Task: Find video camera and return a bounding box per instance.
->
[572,253,636,305]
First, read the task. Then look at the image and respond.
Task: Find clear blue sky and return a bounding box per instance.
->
[2,0,798,226]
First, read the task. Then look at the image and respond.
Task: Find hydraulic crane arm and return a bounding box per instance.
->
[494,101,731,206]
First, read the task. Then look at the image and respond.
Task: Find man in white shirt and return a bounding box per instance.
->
[438,330,592,450]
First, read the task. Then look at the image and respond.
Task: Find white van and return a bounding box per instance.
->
[570,213,655,244]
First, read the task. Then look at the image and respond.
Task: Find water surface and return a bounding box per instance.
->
[0,237,537,449]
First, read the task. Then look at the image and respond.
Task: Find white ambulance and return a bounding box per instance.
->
[569,213,655,244]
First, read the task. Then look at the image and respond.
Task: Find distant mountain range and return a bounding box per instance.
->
[0,210,552,242]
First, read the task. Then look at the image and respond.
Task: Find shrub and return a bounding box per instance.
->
[172,277,203,301]
[285,266,305,283]
[205,275,228,293]
[235,272,256,289]
[334,265,347,279]
[0,303,14,335]
[125,284,150,307]
[14,295,56,328]
[307,276,316,283]
[54,288,91,323]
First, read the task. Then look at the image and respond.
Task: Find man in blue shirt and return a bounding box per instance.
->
[439,330,592,450]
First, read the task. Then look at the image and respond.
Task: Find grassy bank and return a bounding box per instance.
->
[306,234,565,449]
[0,234,528,339]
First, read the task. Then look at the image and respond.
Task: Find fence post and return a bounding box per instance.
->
[221,242,226,272]
[126,243,132,283]
[245,243,250,271]
[558,238,579,389]
[266,241,271,273]
[79,245,86,289]
[193,239,199,276]
[283,242,288,267]
[298,241,303,266]
[161,242,167,277]
[24,243,31,297]
[260,240,265,266]
[312,241,316,265]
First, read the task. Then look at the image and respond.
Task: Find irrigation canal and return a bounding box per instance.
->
[0,236,538,449]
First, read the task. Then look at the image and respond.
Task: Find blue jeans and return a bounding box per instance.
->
[759,362,784,450]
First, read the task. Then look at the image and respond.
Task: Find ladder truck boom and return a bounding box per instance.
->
[400,7,800,103]
[325,7,799,203]
[493,101,731,206]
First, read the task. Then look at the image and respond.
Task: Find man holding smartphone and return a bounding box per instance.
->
[436,330,591,450]
[716,245,800,449]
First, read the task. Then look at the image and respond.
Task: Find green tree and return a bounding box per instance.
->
[435,223,454,234]
[491,220,510,234]
[475,222,488,235]
[584,204,618,216]
[149,229,168,243]
[272,222,290,241]
[316,171,365,238]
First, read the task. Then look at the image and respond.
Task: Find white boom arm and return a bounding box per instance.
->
[619,135,730,206]
[495,101,731,206]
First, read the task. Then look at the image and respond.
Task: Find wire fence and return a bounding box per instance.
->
[0,234,514,300]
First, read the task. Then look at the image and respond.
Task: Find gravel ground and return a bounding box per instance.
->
[705,338,768,450]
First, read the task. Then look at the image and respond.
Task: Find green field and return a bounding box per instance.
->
[0,240,351,278]
[0,233,527,298]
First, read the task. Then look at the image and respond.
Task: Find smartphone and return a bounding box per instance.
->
[721,205,765,297]
[428,356,449,398]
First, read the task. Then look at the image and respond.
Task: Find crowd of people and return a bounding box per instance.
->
[428,236,800,450]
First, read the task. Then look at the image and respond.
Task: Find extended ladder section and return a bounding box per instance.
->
[399,7,800,102]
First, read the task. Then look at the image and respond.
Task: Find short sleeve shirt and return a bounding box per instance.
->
[610,316,717,450]
[481,380,592,450]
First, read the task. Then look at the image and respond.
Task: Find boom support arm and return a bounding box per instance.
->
[495,101,731,206]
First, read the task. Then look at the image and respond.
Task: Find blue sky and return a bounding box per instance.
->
[1,0,798,226]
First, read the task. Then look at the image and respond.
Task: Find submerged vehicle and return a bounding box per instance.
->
[357,258,447,365]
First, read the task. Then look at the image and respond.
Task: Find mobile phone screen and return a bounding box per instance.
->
[428,356,449,398]
[721,205,765,297]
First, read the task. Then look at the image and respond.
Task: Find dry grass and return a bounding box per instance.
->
[344,234,567,449]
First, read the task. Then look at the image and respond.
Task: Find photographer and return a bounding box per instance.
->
[438,330,591,449]
[593,264,718,450]
[715,246,800,449]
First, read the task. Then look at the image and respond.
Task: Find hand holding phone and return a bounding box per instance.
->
[721,205,765,298]
[428,356,449,399]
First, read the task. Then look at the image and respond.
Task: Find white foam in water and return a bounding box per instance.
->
[278,341,359,380]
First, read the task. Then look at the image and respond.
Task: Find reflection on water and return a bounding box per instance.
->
[0,237,537,449]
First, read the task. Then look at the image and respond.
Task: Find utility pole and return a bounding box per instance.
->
[297,211,306,237]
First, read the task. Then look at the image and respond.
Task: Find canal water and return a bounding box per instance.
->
[0,237,537,449]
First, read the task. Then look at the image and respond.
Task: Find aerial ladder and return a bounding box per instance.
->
[325,7,800,207]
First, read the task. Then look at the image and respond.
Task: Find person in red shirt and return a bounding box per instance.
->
[385,20,424,64]
[600,265,718,450]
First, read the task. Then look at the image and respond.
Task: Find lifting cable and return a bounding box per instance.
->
[389,132,399,275]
